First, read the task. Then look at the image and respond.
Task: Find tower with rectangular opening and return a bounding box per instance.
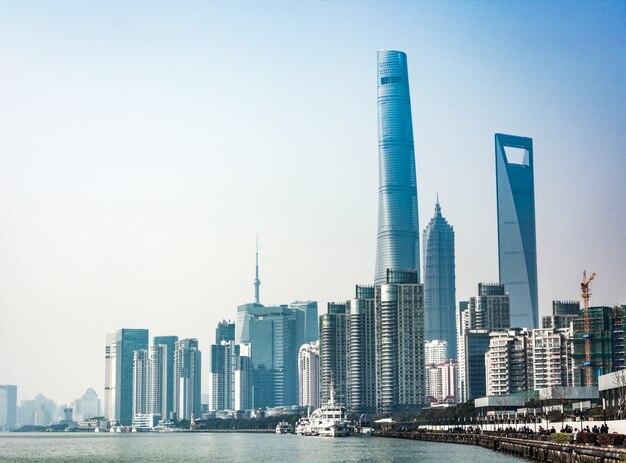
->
[495,133,538,329]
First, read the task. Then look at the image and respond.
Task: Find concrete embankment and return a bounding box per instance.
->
[375,431,626,463]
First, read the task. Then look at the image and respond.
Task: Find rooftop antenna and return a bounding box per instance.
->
[254,235,261,304]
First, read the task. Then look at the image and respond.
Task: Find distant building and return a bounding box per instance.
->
[532,328,573,390]
[375,269,425,414]
[215,320,235,343]
[425,340,449,364]
[211,339,252,411]
[320,303,348,406]
[298,341,320,410]
[132,349,149,416]
[425,360,458,404]
[0,385,17,431]
[423,199,457,355]
[173,338,202,421]
[542,300,580,330]
[347,285,377,415]
[458,283,510,402]
[150,336,178,420]
[495,133,538,329]
[290,301,319,343]
[234,343,253,411]
[71,388,101,421]
[104,329,149,425]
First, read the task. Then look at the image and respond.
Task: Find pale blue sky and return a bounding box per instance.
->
[1,1,625,405]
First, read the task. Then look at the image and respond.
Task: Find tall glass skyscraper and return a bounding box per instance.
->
[374,50,420,285]
[422,199,457,355]
[495,133,538,329]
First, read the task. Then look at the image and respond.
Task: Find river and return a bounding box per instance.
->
[0,432,528,462]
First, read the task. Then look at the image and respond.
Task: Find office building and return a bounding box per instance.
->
[0,385,17,431]
[105,329,149,425]
[423,199,456,354]
[374,50,420,284]
[248,305,301,408]
[542,300,580,330]
[150,336,178,420]
[215,320,235,343]
[290,300,319,343]
[211,340,236,411]
[173,338,201,421]
[298,341,320,410]
[320,303,348,406]
[375,269,425,414]
[495,133,538,329]
[347,285,377,415]
[464,329,491,400]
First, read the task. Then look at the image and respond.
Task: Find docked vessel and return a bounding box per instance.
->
[301,383,350,437]
[275,421,293,434]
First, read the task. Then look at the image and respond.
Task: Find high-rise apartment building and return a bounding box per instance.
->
[173,338,201,421]
[320,303,348,406]
[211,340,236,411]
[149,336,178,420]
[298,341,320,410]
[105,329,149,425]
[375,269,425,414]
[495,133,538,329]
[347,285,377,415]
[374,50,420,285]
[486,328,532,396]
[532,328,573,390]
[132,349,149,416]
[458,284,510,401]
[425,360,458,404]
[234,343,253,411]
[0,385,17,431]
[423,200,456,354]
[425,340,449,364]
[542,300,580,330]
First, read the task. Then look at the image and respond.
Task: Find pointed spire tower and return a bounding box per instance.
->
[254,236,261,304]
[422,197,457,356]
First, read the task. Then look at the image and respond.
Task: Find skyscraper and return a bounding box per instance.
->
[495,133,538,329]
[290,300,319,343]
[173,338,201,421]
[423,199,456,354]
[374,50,420,284]
[375,269,425,414]
[347,285,377,415]
[215,320,235,343]
[150,336,178,420]
[298,341,320,410]
[105,329,149,425]
[319,303,348,406]
[132,349,149,416]
[0,385,17,431]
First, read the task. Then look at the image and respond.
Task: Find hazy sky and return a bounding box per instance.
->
[1,1,625,406]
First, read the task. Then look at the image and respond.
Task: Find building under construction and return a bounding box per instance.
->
[571,306,625,386]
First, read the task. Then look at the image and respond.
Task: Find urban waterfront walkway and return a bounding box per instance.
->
[375,430,626,463]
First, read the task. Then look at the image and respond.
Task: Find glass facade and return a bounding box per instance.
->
[374,50,420,285]
[422,200,457,355]
[114,329,149,426]
[495,133,538,329]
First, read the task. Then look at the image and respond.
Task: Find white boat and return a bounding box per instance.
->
[294,418,310,435]
[303,382,350,437]
[275,421,293,434]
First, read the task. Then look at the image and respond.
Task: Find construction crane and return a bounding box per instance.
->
[581,270,596,386]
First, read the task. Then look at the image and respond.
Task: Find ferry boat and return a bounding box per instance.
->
[294,417,310,435]
[275,421,293,434]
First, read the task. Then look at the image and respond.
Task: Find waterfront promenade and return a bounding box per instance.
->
[375,429,626,463]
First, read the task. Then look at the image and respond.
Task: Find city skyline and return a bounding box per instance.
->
[1,1,625,405]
